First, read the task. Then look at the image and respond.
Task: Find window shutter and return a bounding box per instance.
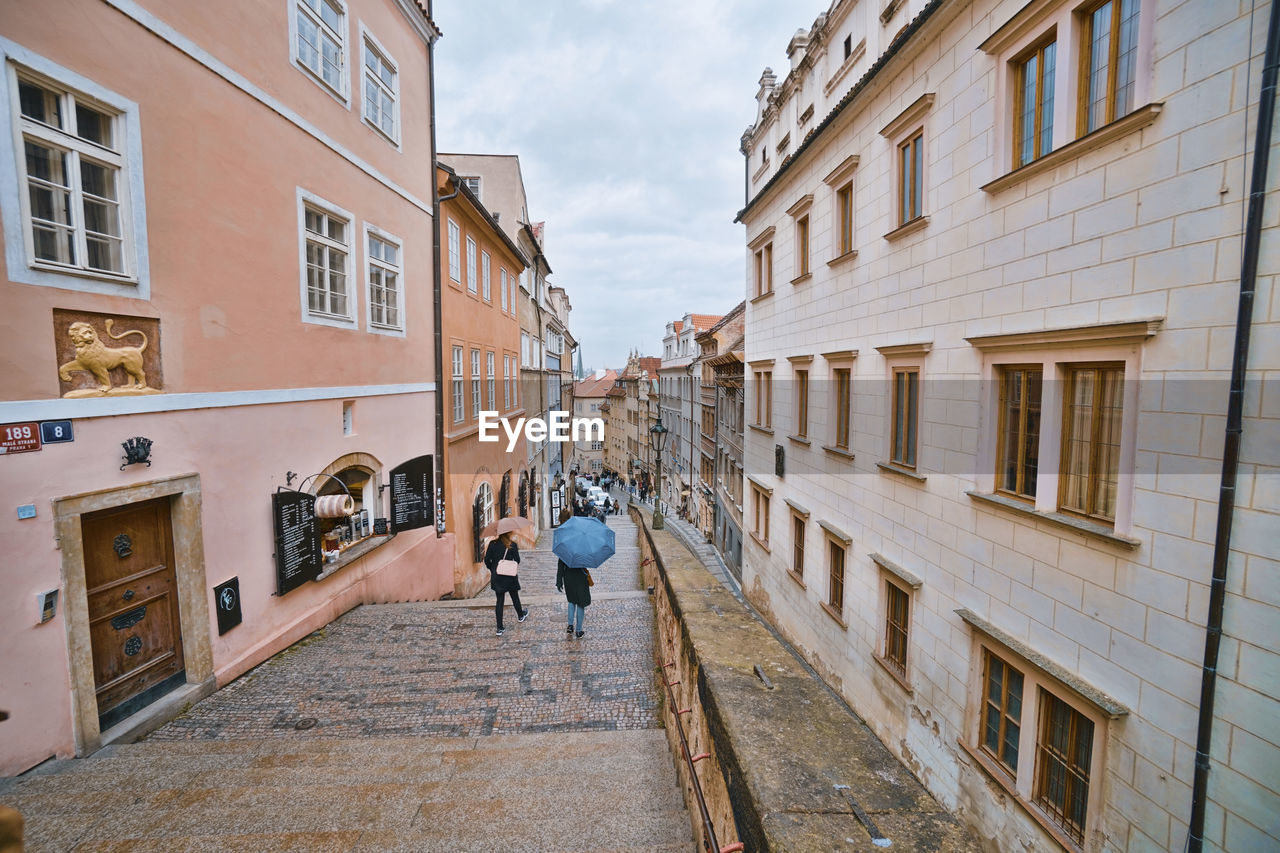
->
[472,493,484,563]
[500,473,511,518]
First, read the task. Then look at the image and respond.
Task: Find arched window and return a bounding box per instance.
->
[314,462,378,556]
[472,482,494,562]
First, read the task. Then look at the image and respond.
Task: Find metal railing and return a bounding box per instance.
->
[661,661,743,853]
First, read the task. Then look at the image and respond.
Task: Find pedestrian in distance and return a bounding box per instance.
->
[483,530,528,636]
[556,508,592,639]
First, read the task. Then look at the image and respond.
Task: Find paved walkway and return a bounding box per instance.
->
[1,513,693,852]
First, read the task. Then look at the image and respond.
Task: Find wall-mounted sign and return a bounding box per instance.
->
[1,422,40,455]
[550,489,562,526]
[389,455,434,533]
[271,491,321,595]
[214,577,242,635]
[40,421,74,444]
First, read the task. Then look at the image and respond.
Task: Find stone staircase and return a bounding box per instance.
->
[2,729,693,851]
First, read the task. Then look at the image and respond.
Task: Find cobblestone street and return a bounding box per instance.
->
[2,510,693,852]
[151,510,658,741]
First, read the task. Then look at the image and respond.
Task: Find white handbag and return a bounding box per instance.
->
[495,546,519,577]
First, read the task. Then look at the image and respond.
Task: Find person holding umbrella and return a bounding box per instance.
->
[481,517,533,636]
[552,511,616,639]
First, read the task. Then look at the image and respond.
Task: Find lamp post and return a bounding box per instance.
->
[649,416,669,530]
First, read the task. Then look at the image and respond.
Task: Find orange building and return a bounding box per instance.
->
[438,163,528,597]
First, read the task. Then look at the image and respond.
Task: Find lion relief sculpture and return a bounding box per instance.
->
[59,320,160,398]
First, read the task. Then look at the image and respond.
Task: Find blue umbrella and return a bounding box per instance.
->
[552,516,616,568]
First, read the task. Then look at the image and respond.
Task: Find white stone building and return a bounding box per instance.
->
[738,1,1279,851]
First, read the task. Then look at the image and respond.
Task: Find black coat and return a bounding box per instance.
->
[484,539,521,593]
[556,559,591,607]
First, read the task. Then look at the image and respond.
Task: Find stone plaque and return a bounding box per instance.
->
[53,309,162,398]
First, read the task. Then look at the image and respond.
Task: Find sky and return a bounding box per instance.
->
[433,0,821,371]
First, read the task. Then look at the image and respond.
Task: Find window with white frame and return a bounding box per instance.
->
[521,332,530,367]
[486,351,495,410]
[481,251,491,301]
[293,0,346,97]
[13,70,129,277]
[466,236,477,294]
[366,229,401,331]
[447,219,460,282]
[500,268,508,311]
[361,34,397,142]
[471,348,481,418]
[452,346,464,423]
[503,354,511,409]
[302,199,351,321]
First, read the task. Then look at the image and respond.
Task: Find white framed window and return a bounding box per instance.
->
[298,189,355,328]
[364,225,402,334]
[447,218,460,283]
[486,351,496,410]
[452,345,464,423]
[466,236,477,294]
[500,268,508,311]
[521,332,530,367]
[503,355,511,409]
[360,29,398,144]
[1,49,150,297]
[471,348,481,418]
[481,250,491,301]
[291,0,348,102]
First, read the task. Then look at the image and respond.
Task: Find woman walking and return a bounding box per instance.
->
[483,530,528,636]
[555,509,592,639]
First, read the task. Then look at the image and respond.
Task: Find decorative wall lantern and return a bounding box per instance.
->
[120,436,152,470]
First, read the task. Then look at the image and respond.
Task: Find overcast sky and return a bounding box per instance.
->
[433,1,819,370]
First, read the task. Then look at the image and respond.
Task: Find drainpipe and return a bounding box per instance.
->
[1187,1,1280,849]
[429,8,454,537]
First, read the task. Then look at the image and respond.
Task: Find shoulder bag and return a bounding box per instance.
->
[496,546,519,577]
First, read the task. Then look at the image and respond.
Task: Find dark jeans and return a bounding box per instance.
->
[495,589,524,629]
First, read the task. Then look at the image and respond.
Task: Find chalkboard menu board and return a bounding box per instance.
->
[390,454,434,533]
[272,491,321,595]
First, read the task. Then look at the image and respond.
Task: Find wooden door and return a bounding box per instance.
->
[82,498,184,729]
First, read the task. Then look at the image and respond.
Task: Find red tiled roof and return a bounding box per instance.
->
[573,370,617,398]
[672,321,684,333]
[686,314,723,331]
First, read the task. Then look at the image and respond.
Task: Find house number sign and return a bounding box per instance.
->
[0,422,41,455]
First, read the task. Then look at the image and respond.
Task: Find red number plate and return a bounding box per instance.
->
[1,422,41,454]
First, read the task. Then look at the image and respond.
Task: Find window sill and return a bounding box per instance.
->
[876,461,926,482]
[819,601,847,629]
[316,533,395,582]
[827,249,859,268]
[822,445,854,461]
[788,434,811,446]
[873,654,913,694]
[30,260,139,286]
[965,491,1141,549]
[787,569,806,590]
[749,424,775,435]
[956,738,1086,853]
[883,215,929,242]
[790,272,813,285]
[982,103,1163,195]
[748,532,771,553]
[750,290,775,304]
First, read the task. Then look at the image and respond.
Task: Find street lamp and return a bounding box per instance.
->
[649,416,669,530]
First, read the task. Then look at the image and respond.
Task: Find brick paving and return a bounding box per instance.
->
[149,512,660,741]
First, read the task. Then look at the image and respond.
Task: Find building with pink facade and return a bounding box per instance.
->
[0,0,453,775]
